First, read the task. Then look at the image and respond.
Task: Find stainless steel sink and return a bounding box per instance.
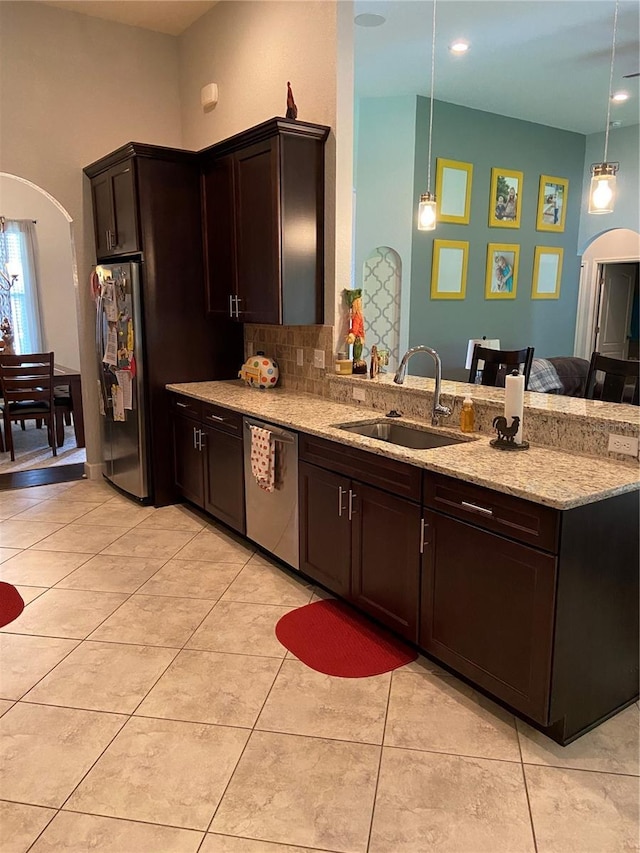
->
[336,419,469,450]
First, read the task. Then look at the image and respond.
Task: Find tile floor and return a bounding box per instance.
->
[0,479,638,853]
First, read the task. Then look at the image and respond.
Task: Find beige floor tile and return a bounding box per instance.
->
[0,801,56,853]
[137,503,207,532]
[0,497,42,520]
[136,649,281,726]
[0,634,78,699]
[0,549,89,586]
[187,601,291,657]
[517,705,640,776]
[138,558,243,600]
[396,653,450,676]
[175,526,254,563]
[0,698,14,715]
[100,527,198,560]
[56,481,120,503]
[525,764,640,853]
[55,554,166,593]
[29,524,130,554]
[0,546,21,563]
[221,560,313,607]
[211,731,379,853]
[16,585,48,604]
[0,520,63,549]
[384,670,521,762]
[30,812,204,853]
[369,747,535,853]
[74,503,158,529]
[8,483,74,501]
[66,716,249,830]
[256,660,390,744]
[202,836,334,853]
[0,702,126,807]
[89,594,214,647]
[10,500,97,524]
[24,640,178,713]
[0,588,128,639]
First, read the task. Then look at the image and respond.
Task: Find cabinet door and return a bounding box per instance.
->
[421,511,557,723]
[172,414,204,507]
[91,171,114,258]
[234,139,281,324]
[351,483,421,642]
[299,462,351,597]
[203,425,245,534]
[202,155,237,317]
[110,162,139,254]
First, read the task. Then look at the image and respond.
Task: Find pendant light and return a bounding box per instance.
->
[589,0,620,215]
[418,0,438,231]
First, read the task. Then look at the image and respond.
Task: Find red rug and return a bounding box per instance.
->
[0,582,24,628]
[275,599,417,677]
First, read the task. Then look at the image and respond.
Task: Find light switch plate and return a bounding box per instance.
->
[352,386,366,402]
[296,348,304,367]
[313,349,325,369]
[607,434,639,456]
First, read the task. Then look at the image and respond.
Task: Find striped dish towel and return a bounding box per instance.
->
[249,425,275,492]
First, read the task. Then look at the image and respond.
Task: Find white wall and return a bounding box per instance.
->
[0,175,80,370]
[0,1,183,469]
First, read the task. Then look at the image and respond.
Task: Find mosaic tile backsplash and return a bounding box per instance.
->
[243,325,333,396]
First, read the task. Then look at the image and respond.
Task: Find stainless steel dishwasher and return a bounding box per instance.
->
[243,417,299,570]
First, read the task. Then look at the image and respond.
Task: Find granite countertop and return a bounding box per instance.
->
[167,380,640,510]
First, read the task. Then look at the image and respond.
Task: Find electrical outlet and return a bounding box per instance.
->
[352,386,366,402]
[313,349,325,369]
[607,434,639,456]
[296,348,304,367]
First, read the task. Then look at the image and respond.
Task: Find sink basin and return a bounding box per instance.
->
[337,419,469,450]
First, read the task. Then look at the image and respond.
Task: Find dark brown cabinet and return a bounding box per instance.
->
[299,435,422,642]
[171,394,244,534]
[89,161,139,258]
[201,118,330,325]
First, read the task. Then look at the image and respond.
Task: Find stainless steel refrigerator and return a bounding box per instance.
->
[95,262,148,500]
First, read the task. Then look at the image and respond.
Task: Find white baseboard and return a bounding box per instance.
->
[83,461,105,481]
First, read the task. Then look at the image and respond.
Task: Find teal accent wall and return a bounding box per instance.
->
[410,98,586,380]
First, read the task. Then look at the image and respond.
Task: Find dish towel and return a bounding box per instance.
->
[249,425,276,492]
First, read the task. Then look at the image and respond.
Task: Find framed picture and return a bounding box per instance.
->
[489,168,523,228]
[435,158,473,224]
[536,175,568,232]
[431,239,469,300]
[532,246,563,299]
[485,243,520,299]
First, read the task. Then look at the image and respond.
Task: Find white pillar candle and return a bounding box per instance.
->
[504,370,525,444]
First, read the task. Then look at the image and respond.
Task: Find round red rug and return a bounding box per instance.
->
[275,599,417,677]
[0,582,24,628]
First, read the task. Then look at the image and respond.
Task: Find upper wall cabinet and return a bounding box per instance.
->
[201,118,330,325]
[88,159,140,259]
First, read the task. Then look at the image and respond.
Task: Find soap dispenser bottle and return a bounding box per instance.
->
[460,397,475,433]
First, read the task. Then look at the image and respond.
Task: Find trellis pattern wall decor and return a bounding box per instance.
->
[362,246,402,370]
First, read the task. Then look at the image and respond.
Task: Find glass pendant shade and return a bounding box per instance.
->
[418,193,437,231]
[588,164,618,214]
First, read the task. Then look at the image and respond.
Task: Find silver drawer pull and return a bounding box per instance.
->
[176,401,189,408]
[461,500,493,517]
[207,414,226,422]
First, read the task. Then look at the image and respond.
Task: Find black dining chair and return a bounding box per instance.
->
[0,352,57,461]
[584,352,640,405]
[468,345,535,389]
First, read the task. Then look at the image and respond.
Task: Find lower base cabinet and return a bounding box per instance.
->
[171,394,245,534]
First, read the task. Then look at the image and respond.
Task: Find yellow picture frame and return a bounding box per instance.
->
[536,175,569,232]
[431,239,469,300]
[489,168,523,228]
[532,246,563,299]
[435,158,473,224]
[485,243,520,300]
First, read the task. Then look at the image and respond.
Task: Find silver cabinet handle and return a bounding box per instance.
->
[461,500,493,516]
[198,429,205,451]
[105,230,111,251]
[419,517,429,554]
[235,295,242,317]
[338,485,347,517]
[192,425,198,450]
[207,413,225,423]
[229,294,234,318]
[348,490,357,521]
[176,401,188,408]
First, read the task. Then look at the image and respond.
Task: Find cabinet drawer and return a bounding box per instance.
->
[171,394,202,421]
[202,403,243,436]
[300,434,421,503]
[424,473,559,553]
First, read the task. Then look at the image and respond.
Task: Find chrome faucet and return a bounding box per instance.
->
[394,345,452,426]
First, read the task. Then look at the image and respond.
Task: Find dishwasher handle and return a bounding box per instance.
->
[244,419,296,445]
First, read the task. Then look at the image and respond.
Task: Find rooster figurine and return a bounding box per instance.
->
[286,82,298,120]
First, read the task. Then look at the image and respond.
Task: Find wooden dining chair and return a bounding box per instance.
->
[468,345,535,389]
[0,352,57,461]
[584,352,640,405]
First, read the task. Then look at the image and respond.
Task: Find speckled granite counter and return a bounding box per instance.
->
[167,380,640,510]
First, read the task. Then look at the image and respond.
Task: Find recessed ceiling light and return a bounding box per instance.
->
[354,13,386,27]
[611,91,629,102]
[450,40,470,53]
